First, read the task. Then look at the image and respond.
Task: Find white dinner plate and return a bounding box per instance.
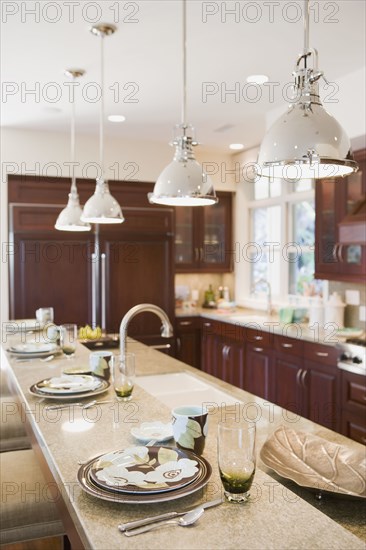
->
[130,421,174,444]
[29,375,109,399]
[9,342,58,354]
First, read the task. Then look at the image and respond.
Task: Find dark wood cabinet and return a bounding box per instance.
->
[216,337,245,388]
[201,319,220,377]
[8,176,175,343]
[175,192,233,272]
[315,148,366,282]
[245,343,272,400]
[304,360,340,431]
[340,370,366,445]
[175,316,201,368]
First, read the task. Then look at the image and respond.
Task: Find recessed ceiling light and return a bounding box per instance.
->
[246,74,269,85]
[108,115,126,122]
[229,143,245,151]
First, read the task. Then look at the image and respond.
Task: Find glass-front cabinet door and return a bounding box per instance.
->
[175,191,233,273]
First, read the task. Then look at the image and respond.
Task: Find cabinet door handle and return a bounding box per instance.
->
[316,351,329,357]
[199,247,204,262]
[301,369,307,389]
[194,247,199,261]
[281,343,293,349]
[253,347,263,353]
[332,243,339,261]
[203,322,211,327]
[254,335,263,341]
[337,244,344,263]
[296,369,303,387]
[176,337,181,354]
[179,321,192,326]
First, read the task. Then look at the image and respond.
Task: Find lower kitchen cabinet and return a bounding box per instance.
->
[304,361,340,431]
[216,337,245,388]
[245,342,272,401]
[201,319,219,377]
[175,317,201,369]
[340,370,366,444]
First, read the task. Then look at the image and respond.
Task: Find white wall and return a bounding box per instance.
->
[0,128,236,323]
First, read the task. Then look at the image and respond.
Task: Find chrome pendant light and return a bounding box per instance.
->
[257,0,358,180]
[55,70,91,232]
[148,0,218,206]
[81,24,124,224]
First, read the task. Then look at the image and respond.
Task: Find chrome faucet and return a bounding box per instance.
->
[251,278,273,316]
[119,304,174,360]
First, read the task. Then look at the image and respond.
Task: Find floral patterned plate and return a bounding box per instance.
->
[78,448,211,503]
[89,446,200,494]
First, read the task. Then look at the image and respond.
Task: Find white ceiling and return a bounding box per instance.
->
[1,0,365,151]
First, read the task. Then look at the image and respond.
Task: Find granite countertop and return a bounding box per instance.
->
[175,307,363,347]
[2,337,366,549]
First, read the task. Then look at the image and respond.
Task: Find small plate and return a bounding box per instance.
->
[90,446,199,494]
[131,421,173,444]
[63,366,92,375]
[6,319,45,332]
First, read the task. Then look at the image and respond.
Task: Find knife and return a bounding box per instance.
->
[118,497,223,532]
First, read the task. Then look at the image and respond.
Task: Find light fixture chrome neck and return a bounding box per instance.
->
[257,0,358,180]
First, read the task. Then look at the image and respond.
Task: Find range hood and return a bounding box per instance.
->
[338,197,366,244]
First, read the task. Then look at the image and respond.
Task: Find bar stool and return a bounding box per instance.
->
[0,449,65,545]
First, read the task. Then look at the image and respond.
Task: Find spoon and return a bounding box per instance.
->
[124,507,204,537]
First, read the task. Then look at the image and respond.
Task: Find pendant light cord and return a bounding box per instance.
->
[181,0,187,130]
[303,0,309,56]
[70,75,77,194]
[100,33,105,179]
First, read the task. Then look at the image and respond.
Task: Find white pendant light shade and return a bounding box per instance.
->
[257,0,358,180]
[81,178,124,224]
[149,137,217,206]
[258,99,357,180]
[55,191,91,231]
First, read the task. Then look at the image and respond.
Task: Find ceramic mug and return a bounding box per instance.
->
[36,307,54,324]
[89,351,113,380]
[172,406,208,455]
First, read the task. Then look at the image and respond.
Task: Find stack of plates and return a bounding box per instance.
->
[29,374,109,400]
[78,445,212,503]
[8,342,59,358]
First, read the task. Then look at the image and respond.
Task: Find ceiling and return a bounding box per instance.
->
[1,0,365,152]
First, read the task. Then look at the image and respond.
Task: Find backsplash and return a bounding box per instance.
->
[328,281,366,330]
[175,273,235,308]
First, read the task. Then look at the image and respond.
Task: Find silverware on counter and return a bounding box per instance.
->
[124,507,205,536]
[45,399,113,412]
[16,354,55,363]
[118,497,223,532]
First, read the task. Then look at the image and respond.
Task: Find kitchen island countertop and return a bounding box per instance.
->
[2,336,365,549]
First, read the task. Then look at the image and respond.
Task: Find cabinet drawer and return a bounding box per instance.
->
[245,328,272,348]
[304,343,339,366]
[176,317,201,332]
[341,411,366,445]
[341,370,366,409]
[274,335,304,357]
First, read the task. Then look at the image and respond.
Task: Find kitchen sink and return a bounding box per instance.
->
[136,372,239,408]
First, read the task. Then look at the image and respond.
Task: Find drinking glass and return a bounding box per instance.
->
[59,324,78,358]
[218,419,256,503]
[112,354,135,401]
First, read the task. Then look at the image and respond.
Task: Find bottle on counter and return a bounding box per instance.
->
[203,284,217,309]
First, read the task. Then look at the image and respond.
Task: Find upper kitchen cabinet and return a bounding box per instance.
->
[175,191,233,273]
[315,148,366,282]
[8,176,175,339]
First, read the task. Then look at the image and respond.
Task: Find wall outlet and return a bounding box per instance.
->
[345,290,360,306]
[359,305,366,322]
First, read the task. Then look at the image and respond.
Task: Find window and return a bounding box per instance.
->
[248,178,322,305]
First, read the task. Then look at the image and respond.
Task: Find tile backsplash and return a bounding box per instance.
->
[328,281,366,329]
[175,273,235,307]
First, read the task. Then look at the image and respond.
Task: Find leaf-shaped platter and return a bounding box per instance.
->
[89,446,200,494]
[260,426,366,499]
